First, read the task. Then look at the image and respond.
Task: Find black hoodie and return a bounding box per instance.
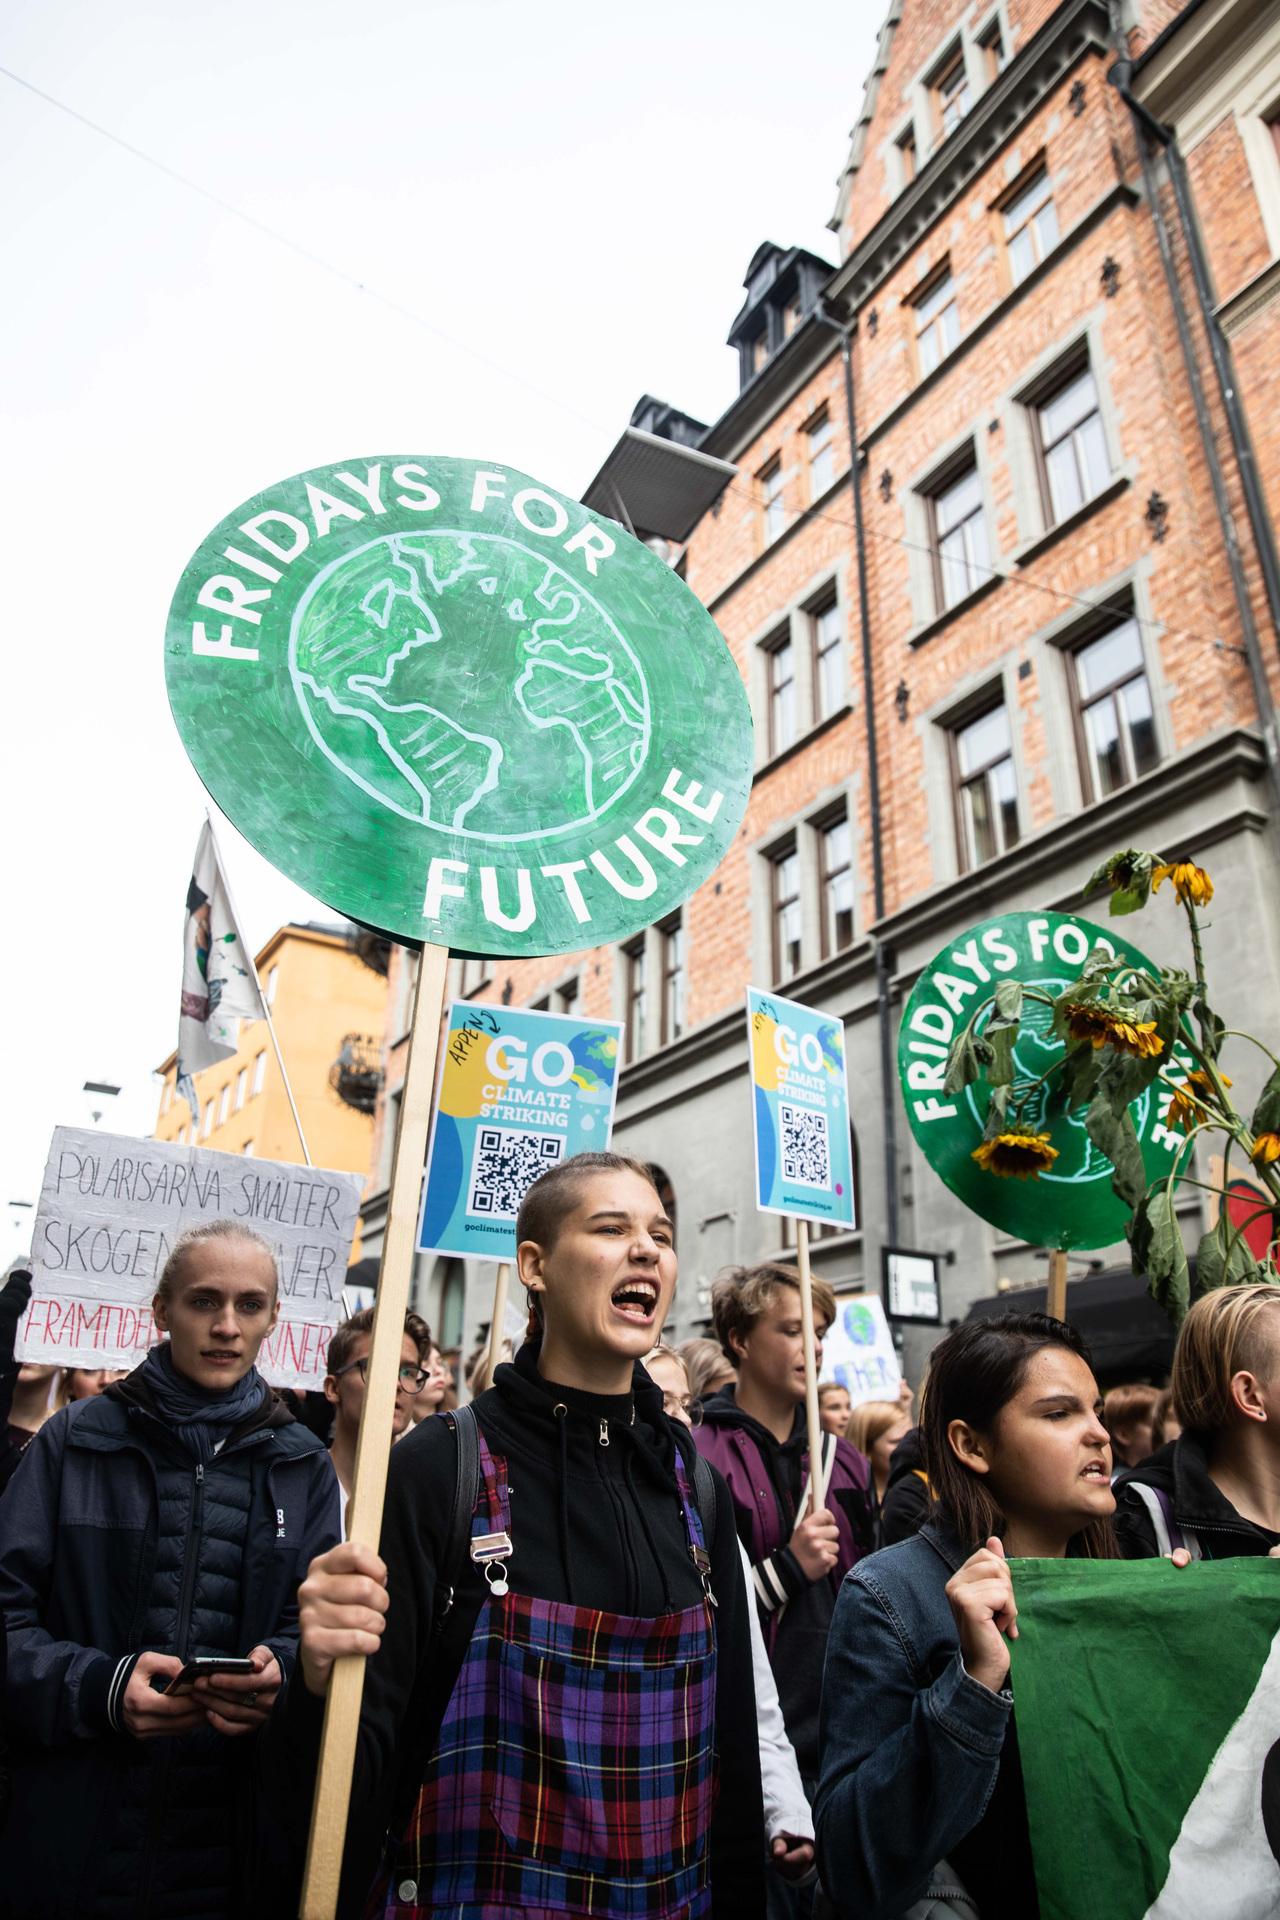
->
[1115,1433,1280,1557]
[264,1339,765,1918]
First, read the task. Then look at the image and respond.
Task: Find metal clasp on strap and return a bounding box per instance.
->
[689,1541,717,1608]
[471,1529,513,1598]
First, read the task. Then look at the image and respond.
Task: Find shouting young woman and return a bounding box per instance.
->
[814,1312,1118,1920]
[268,1152,763,1919]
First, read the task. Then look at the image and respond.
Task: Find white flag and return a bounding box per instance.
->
[176,822,266,1119]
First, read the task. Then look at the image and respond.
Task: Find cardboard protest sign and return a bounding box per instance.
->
[747,987,856,1230]
[18,1127,363,1388]
[898,911,1190,1248]
[820,1293,902,1407]
[1012,1559,1280,1918]
[419,1002,622,1262]
[165,456,753,955]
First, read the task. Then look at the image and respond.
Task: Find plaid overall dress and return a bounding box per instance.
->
[373,1429,718,1919]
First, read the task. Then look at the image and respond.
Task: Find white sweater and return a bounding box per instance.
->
[739,1539,814,1843]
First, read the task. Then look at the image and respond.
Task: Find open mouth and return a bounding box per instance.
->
[611,1279,659,1324]
[1080,1461,1109,1482]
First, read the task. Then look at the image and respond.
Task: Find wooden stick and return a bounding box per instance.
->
[486,1262,511,1390]
[300,942,450,1920]
[795,1218,827,1513]
[1046,1246,1069,1323]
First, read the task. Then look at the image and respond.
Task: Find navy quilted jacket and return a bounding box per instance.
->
[0,1364,339,1919]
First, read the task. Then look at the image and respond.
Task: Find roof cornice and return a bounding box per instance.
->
[698,317,841,463]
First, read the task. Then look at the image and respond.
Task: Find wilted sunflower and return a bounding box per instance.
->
[1063,1002,1164,1059]
[971,1130,1060,1179]
[1165,1069,1229,1133]
[1152,860,1214,908]
[1251,1132,1280,1169]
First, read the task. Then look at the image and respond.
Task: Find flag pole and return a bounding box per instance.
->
[795,1218,827,1512]
[204,810,312,1168]
[301,939,449,1920]
[486,1262,511,1389]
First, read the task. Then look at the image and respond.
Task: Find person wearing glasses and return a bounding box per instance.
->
[324,1307,434,1534]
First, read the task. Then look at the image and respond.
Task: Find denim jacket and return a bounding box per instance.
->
[814,1520,1032,1920]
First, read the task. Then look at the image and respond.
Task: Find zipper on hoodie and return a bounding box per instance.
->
[598,1419,610,1447]
[174,1460,205,1660]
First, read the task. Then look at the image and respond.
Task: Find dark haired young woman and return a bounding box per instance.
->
[813,1313,1117,1920]
[265,1152,764,1918]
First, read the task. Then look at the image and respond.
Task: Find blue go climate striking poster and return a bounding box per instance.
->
[747,987,856,1230]
[419,1002,623,1262]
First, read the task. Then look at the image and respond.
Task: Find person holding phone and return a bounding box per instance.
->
[814,1313,1119,1919]
[0,1220,340,1920]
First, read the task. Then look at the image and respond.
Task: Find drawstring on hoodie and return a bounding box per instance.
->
[626,1449,676,1613]
[553,1403,574,1605]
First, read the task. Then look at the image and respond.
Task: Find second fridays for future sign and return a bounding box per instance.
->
[420,1003,622,1262]
[747,988,856,1231]
[18,1128,363,1389]
[165,456,753,954]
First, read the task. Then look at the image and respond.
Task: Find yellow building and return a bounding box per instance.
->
[153,923,388,1248]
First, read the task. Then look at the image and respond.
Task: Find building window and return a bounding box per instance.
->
[1035,363,1109,524]
[951,702,1020,868]
[529,995,550,1013]
[265,964,278,1008]
[783,294,804,338]
[766,631,797,757]
[934,49,971,140]
[242,1139,255,1157]
[928,460,990,611]
[811,598,845,721]
[914,267,959,376]
[1002,167,1058,285]
[819,812,855,957]
[623,940,647,1062]
[251,1050,267,1098]
[807,409,834,498]
[660,915,686,1044]
[770,844,802,983]
[896,124,917,185]
[459,955,491,997]
[235,1067,247,1111]
[1071,617,1160,799]
[202,1100,215,1138]
[554,977,579,1016]
[751,332,769,375]
[978,16,1006,78]
[761,458,785,544]
[216,1084,230,1127]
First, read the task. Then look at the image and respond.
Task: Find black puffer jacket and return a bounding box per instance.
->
[0,1362,340,1919]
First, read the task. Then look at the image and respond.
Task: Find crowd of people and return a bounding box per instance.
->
[0,1148,1275,1918]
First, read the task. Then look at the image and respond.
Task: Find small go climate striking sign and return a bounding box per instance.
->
[747,987,856,1231]
[419,1002,622,1263]
[165,456,753,954]
[899,911,1187,1249]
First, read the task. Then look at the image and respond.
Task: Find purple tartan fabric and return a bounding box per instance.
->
[371,1436,717,1919]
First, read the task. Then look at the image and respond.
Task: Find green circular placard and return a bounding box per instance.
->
[899,910,1186,1250]
[165,456,754,954]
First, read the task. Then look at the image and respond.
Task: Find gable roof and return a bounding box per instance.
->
[828,0,905,237]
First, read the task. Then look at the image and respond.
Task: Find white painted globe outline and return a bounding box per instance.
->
[961,977,1153,1187]
[287,530,654,846]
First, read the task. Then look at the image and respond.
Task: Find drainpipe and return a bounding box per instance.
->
[1109,42,1280,804]
[817,305,901,1249]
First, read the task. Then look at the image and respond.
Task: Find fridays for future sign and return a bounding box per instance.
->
[165,455,753,954]
[747,987,856,1230]
[18,1128,363,1389]
[419,1002,622,1262]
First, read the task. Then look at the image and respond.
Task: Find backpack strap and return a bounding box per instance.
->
[432,1404,482,1632]
[690,1446,718,1554]
[1129,1480,1203,1560]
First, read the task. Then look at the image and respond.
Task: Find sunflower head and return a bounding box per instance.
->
[1152,860,1213,908]
[1251,1131,1280,1169]
[971,1130,1060,1180]
[1063,1002,1164,1059]
[1165,1068,1228,1134]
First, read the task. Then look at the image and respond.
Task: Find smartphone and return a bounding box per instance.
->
[152,1655,257,1696]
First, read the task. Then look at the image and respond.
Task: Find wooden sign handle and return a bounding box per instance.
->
[300,942,450,1920]
[486,1262,511,1390]
[795,1219,827,1514]
[1046,1246,1069,1323]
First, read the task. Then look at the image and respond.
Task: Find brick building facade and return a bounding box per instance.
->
[366,0,1280,1385]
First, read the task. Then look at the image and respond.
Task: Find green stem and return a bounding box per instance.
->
[1185,901,1208,1003]
[1219,1030,1280,1071]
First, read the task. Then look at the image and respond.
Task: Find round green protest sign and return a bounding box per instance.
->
[899,911,1185,1249]
[165,456,753,954]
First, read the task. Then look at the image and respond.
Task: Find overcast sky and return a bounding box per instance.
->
[1,0,877,1248]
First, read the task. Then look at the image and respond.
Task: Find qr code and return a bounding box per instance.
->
[467,1127,565,1220]
[779,1102,831,1190]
